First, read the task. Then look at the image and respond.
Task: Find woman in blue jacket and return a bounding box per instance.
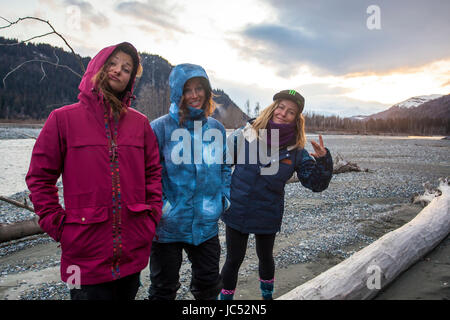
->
[220,90,333,300]
[149,64,231,300]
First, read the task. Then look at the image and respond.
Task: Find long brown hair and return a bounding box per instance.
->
[92,43,143,118]
[178,77,216,126]
[252,100,306,149]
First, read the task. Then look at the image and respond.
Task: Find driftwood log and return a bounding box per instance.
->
[333,153,370,174]
[412,182,443,207]
[277,178,450,300]
[0,195,43,243]
[0,216,43,243]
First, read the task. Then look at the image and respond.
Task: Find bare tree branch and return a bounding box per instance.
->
[3,58,82,88]
[53,50,59,65]
[39,62,46,83]
[0,31,55,45]
[0,195,34,212]
[0,16,12,25]
[0,16,85,74]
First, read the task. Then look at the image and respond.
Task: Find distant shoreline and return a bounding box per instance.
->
[0,121,45,128]
[0,121,447,139]
[308,130,448,138]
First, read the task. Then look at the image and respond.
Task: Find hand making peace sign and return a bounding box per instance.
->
[310,134,327,158]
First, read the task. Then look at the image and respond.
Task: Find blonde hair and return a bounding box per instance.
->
[252,100,306,149]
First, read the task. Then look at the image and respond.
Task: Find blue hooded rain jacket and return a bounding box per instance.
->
[150,64,231,245]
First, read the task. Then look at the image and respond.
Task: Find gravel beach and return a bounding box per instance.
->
[0,132,449,300]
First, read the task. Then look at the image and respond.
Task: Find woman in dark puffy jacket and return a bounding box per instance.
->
[220,89,333,300]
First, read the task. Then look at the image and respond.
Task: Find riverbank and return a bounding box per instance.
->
[0,201,448,300]
[1,123,448,139]
[0,122,44,128]
[0,134,448,300]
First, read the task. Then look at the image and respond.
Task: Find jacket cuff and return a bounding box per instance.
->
[318,148,333,173]
[38,210,65,242]
[150,205,162,225]
[315,148,331,162]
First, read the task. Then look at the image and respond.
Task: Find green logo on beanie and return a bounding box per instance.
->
[289,90,296,96]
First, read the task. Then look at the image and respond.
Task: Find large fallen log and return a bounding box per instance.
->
[0,195,43,243]
[0,216,43,243]
[277,178,450,300]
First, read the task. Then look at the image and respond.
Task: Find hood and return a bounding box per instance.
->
[78,42,139,107]
[169,63,211,105]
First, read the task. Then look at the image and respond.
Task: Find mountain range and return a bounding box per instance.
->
[0,37,447,129]
[0,37,249,128]
[349,94,449,121]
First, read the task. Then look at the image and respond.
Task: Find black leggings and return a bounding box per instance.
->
[221,226,276,290]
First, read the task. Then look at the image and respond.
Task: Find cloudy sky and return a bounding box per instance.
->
[1,0,449,117]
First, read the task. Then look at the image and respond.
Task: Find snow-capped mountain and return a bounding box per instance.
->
[352,94,449,120]
[348,115,369,121]
[392,94,444,109]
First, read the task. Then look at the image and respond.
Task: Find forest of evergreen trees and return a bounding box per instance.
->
[0,37,89,119]
[304,112,450,135]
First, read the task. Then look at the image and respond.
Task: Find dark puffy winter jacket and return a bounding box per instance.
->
[221,122,333,234]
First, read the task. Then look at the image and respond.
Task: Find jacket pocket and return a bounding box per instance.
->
[64,206,109,224]
[61,207,110,260]
[124,203,155,256]
[126,203,157,224]
[119,134,144,148]
[127,203,152,213]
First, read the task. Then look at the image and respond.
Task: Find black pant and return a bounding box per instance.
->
[69,272,140,300]
[148,235,222,300]
[221,226,276,290]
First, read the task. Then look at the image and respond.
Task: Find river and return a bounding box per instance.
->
[0,139,36,197]
[0,127,448,198]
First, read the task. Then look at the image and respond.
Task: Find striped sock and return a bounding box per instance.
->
[220,289,235,300]
[259,278,274,300]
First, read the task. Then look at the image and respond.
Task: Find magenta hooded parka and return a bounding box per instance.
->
[25,43,163,285]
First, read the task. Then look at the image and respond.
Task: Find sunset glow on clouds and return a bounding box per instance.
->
[1,0,449,117]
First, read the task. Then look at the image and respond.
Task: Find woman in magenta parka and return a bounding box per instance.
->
[25,42,163,300]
